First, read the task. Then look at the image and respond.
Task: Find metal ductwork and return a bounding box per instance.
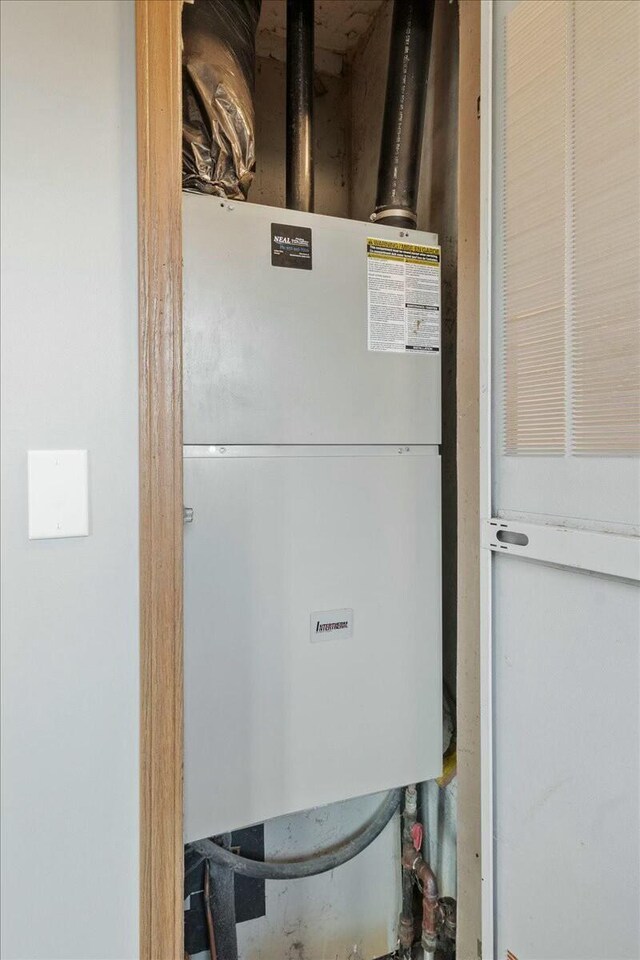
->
[373,0,436,228]
[286,0,314,211]
[182,0,262,199]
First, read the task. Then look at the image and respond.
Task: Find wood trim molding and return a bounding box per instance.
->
[456,2,482,959]
[137,2,184,958]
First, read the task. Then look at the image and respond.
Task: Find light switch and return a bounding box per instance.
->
[28,450,89,540]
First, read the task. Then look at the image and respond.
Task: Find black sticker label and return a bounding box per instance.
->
[271,223,312,270]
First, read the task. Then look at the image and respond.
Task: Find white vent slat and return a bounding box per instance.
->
[503,0,640,459]
[504,0,569,456]
[572,0,640,456]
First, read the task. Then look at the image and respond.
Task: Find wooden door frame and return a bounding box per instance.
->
[456,4,482,958]
[134,1,482,957]
[137,2,184,958]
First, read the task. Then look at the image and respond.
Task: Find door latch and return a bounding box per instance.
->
[183,506,194,524]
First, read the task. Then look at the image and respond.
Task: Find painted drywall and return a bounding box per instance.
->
[257,0,384,76]
[348,0,392,224]
[251,56,350,216]
[0,2,139,958]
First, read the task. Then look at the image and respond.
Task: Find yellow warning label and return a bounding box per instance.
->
[367,237,441,266]
[367,236,441,355]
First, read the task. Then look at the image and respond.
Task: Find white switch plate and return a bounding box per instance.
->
[28,450,89,540]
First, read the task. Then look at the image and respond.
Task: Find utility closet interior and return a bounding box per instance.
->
[182,1,459,958]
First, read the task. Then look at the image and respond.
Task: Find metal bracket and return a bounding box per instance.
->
[183,506,194,524]
[482,517,640,582]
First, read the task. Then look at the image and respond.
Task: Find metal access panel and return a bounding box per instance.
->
[183,446,442,842]
[183,194,441,446]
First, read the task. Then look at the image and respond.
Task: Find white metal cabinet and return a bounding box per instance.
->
[183,446,442,842]
[182,195,441,446]
[183,193,444,843]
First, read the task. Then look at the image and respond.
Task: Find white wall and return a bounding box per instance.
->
[0,3,139,958]
[251,56,350,217]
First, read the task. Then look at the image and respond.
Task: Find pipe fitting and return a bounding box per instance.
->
[398,913,414,951]
[421,930,438,955]
[370,207,417,228]
[402,784,418,850]
[439,896,457,943]
[397,800,441,957]
[404,783,418,818]
[401,840,439,950]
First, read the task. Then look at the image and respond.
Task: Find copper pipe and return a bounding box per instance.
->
[402,842,439,953]
[415,856,439,952]
[398,785,418,955]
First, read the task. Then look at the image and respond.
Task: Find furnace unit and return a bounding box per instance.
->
[183,194,442,842]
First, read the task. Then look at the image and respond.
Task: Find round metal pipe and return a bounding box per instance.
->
[207,836,239,960]
[187,789,402,881]
[286,0,314,211]
[374,0,435,228]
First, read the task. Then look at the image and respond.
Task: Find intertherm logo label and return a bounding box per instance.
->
[310,609,353,642]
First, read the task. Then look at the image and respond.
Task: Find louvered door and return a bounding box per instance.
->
[481,2,640,958]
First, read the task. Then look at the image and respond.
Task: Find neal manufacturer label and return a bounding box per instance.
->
[367,237,441,354]
[310,608,353,642]
[271,222,312,269]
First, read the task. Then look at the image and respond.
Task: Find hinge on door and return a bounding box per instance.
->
[183,506,194,524]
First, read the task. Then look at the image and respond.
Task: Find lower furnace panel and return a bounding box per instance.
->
[183,446,442,842]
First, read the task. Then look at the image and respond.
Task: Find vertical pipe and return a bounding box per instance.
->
[203,863,217,960]
[286,0,314,211]
[208,835,238,960]
[373,0,435,227]
[398,785,418,958]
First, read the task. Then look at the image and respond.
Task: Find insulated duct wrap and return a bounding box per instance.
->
[182,0,261,198]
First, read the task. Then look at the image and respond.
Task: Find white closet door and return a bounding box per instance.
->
[481,2,640,958]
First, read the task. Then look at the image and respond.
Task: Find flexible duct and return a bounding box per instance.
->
[373,0,436,228]
[186,788,401,881]
[206,835,238,960]
[182,0,261,198]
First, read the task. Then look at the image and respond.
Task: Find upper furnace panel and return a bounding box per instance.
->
[183,194,441,445]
